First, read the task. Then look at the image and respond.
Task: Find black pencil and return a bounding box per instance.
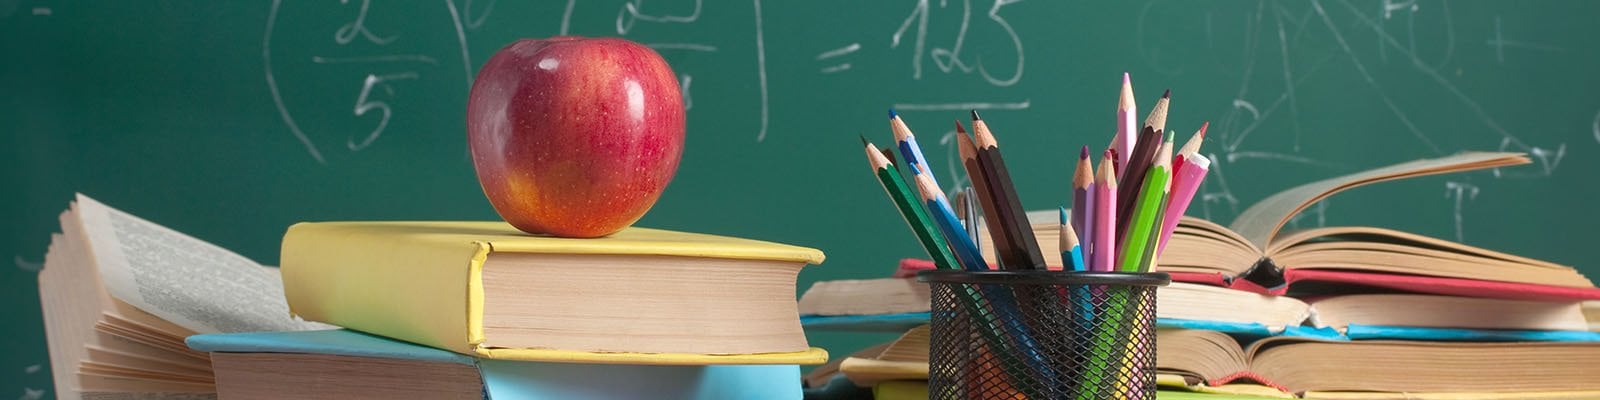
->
[970,111,1047,270]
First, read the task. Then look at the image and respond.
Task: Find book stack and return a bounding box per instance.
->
[38,194,829,399]
[805,153,1600,399]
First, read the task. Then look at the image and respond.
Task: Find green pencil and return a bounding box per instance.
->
[1117,132,1173,272]
[863,137,961,270]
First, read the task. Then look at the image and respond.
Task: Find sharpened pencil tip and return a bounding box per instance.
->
[1080,145,1090,159]
[954,121,967,133]
[887,109,897,119]
[860,135,870,147]
[1162,89,1171,99]
[1199,122,1209,139]
[1165,130,1176,142]
[1060,206,1068,225]
[1123,72,1130,84]
[970,109,981,121]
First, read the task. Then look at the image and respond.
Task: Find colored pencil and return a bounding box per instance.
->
[889,109,935,179]
[1118,132,1173,272]
[962,186,981,253]
[956,123,1006,269]
[1059,207,1086,271]
[1116,90,1170,238]
[970,111,1048,270]
[863,137,962,271]
[1171,122,1208,176]
[1110,72,1137,169]
[1159,124,1211,254]
[1071,145,1094,263]
[1090,151,1118,272]
[912,173,989,272]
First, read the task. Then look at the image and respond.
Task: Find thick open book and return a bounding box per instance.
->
[37,194,328,400]
[1164,152,1596,290]
[1158,329,1600,396]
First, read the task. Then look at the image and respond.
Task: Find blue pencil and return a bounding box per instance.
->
[1059,207,1086,271]
[913,174,988,271]
[890,110,936,179]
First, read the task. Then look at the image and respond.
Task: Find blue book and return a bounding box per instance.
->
[187,329,802,399]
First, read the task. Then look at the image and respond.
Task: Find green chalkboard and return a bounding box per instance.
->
[4,1,1599,396]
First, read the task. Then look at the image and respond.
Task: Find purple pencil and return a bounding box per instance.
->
[1072,146,1094,261]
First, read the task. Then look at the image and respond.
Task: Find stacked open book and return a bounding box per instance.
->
[39,194,828,399]
[806,152,1600,399]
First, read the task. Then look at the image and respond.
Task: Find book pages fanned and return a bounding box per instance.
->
[72,194,327,334]
[1229,152,1529,249]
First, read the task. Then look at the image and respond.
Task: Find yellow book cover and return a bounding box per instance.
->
[280,221,827,365]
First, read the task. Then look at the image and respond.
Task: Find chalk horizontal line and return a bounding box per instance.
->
[646,43,718,52]
[820,63,851,73]
[891,100,1031,111]
[312,55,439,65]
[816,43,861,60]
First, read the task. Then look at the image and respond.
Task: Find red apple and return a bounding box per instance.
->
[467,37,685,237]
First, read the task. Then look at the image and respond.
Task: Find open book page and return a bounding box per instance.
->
[72,194,329,334]
[1229,152,1529,249]
[1268,226,1589,287]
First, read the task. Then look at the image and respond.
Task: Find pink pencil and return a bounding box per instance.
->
[1091,150,1118,271]
[1110,73,1137,169]
[1158,123,1209,254]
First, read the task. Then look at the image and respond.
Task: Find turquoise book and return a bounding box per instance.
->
[186,329,802,400]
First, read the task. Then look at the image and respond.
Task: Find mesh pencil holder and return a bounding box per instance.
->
[917,270,1170,400]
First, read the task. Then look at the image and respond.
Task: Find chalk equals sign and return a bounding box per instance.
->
[816,43,859,74]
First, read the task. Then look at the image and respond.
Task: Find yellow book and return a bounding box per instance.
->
[280,221,828,365]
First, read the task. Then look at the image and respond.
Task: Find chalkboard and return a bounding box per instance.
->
[4,1,1599,396]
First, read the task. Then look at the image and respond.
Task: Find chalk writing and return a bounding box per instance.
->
[335,0,396,45]
[1592,110,1599,144]
[893,0,1025,86]
[349,72,420,151]
[617,0,703,35]
[817,43,859,73]
[1487,15,1563,64]
[753,0,770,141]
[13,255,41,272]
[1445,181,1479,241]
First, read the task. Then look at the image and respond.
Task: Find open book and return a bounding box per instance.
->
[1158,329,1600,397]
[1163,152,1597,289]
[37,194,328,400]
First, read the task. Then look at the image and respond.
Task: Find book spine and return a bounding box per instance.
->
[280,223,482,355]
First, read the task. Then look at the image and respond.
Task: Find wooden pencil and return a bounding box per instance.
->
[889,109,935,179]
[1111,72,1137,169]
[1116,90,1170,238]
[956,122,1008,269]
[1092,151,1117,272]
[971,110,1048,270]
[1118,131,1173,272]
[1160,123,1210,254]
[1171,122,1208,181]
[963,186,981,253]
[913,172,989,271]
[1059,207,1086,271]
[1072,145,1094,262]
[864,137,962,271]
